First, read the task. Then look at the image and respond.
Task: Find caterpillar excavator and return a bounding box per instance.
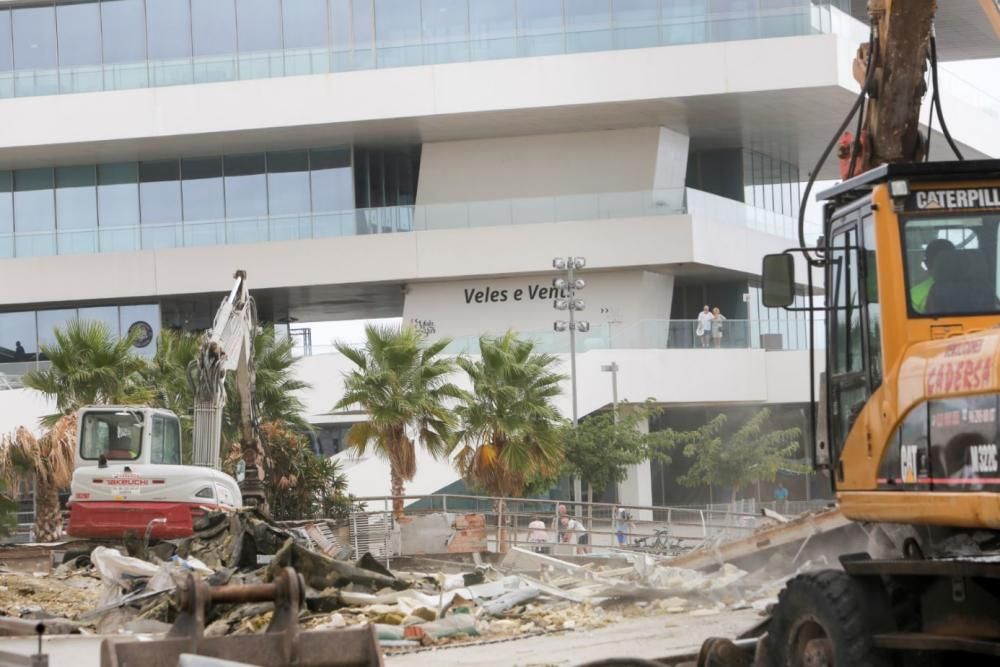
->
[693,1,1000,665]
[66,270,267,540]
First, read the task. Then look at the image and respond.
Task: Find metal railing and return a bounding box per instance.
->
[0,372,23,391]
[348,493,765,557]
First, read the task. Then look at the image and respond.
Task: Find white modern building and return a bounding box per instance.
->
[0,0,997,507]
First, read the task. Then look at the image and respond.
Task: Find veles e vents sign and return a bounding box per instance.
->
[907,187,1000,211]
[464,283,569,304]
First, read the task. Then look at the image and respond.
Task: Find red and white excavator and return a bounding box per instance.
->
[66,270,266,539]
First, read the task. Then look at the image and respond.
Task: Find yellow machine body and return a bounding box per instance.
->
[822,169,1000,529]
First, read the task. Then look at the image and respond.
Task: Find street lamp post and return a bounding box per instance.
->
[554,256,588,512]
[553,256,589,427]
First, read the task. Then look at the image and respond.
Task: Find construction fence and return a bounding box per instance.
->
[342,494,834,562]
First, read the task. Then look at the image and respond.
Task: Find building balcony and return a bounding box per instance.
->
[0,0,844,100]
[1,187,818,260]
[294,317,825,360]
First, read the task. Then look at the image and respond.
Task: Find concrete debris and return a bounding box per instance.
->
[1,504,847,662]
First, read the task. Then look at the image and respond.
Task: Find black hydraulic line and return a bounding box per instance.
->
[798,25,877,260]
[929,34,965,160]
[846,39,872,180]
[925,62,935,159]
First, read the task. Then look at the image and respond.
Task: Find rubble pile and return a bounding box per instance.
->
[0,509,831,657]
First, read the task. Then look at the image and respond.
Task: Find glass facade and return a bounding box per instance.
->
[0,146,359,257]
[747,279,814,351]
[687,148,801,218]
[0,303,160,372]
[0,0,840,99]
[742,149,801,218]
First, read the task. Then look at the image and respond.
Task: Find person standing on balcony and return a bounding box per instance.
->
[711,307,726,348]
[696,305,714,348]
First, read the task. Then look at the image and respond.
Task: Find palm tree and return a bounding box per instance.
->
[144,328,201,459]
[225,326,310,446]
[147,325,310,464]
[23,319,153,426]
[334,325,462,517]
[453,331,566,499]
[0,416,76,542]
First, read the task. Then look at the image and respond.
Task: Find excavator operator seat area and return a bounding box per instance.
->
[904,215,1000,316]
[76,408,182,467]
[80,411,143,461]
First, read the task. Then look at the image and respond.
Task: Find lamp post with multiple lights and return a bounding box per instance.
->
[553,256,589,427]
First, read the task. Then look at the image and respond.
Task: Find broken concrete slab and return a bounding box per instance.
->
[663,508,850,571]
[266,539,408,591]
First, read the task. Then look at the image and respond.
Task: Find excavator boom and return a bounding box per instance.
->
[854,0,937,170]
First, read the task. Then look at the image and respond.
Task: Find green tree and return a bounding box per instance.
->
[147,325,310,463]
[223,326,310,448]
[679,409,804,503]
[0,480,17,538]
[23,319,153,426]
[561,402,672,503]
[453,332,566,499]
[334,325,462,517]
[251,421,351,521]
[144,329,201,459]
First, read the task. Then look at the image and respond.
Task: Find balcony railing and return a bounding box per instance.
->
[292,318,825,358]
[0,4,838,101]
[1,187,824,261]
[1,188,759,259]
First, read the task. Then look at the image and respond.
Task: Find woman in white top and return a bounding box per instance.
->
[711,307,726,348]
[527,516,549,554]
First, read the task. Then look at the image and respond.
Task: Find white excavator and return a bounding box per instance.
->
[66,270,266,540]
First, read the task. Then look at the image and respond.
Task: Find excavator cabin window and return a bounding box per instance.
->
[903,214,1000,317]
[150,415,181,465]
[80,412,142,461]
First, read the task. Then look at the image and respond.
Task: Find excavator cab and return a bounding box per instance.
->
[77,407,176,465]
[708,162,1000,665]
[763,160,1000,529]
[68,406,243,539]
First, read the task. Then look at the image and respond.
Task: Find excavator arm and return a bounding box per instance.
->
[841,0,938,174]
[189,270,266,507]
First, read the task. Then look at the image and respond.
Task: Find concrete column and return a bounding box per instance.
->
[617,412,654,521]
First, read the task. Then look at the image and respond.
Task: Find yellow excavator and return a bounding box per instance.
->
[693,1,1000,665]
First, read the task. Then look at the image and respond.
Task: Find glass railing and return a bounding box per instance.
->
[1,189,689,258]
[0,187,822,260]
[0,6,835,101]
[292,318,826,358]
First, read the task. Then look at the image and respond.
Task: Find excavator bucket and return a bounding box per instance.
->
[101,567,384,667]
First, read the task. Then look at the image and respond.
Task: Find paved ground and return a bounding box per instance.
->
[385,608,761,667]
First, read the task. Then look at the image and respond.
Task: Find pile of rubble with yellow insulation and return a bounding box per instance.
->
[0,509,814,657]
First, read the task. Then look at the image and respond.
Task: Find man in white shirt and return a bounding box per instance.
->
[560,515,590,554]
[696,305,714,348]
